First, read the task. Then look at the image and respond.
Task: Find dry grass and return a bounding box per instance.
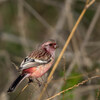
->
[46,75,100,100]
[38,0,95,100]
[1,0,97,100]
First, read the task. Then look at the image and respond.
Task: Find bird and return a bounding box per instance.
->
[7,40,58,92]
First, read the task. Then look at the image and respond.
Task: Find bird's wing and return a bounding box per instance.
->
[19,49,52,70]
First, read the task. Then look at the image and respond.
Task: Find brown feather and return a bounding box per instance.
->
[28,48,51,61]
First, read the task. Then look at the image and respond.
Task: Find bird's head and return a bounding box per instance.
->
[41,39,58,56]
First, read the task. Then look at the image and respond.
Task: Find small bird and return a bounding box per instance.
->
[7,40,58,92]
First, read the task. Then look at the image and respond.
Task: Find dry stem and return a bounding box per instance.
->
[46,75,100,100]
[38,0,95,100]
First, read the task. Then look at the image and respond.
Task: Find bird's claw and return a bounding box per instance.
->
[28,78,34,83]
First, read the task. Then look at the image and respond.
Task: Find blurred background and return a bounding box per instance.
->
[0,0,100,100]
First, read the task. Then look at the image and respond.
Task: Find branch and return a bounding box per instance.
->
[46,75,100,100]
[38,0,95,100]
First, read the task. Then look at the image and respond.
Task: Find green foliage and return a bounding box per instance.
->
[61,66,82,100]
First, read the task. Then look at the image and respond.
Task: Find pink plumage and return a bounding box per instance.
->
[7,40,58,92]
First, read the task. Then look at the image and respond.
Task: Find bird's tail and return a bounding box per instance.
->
[7,74,30,92]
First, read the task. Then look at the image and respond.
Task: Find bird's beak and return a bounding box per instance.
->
[54,44,59,49]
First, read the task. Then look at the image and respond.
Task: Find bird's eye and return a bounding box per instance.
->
[49,44,53,46]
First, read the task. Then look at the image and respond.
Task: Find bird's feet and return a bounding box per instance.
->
[28,78,42,87]
[36,79,42,87]
[28,78,34,83]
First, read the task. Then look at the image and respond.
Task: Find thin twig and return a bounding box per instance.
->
[86,0,95,8]
[11,62,19,71]
[18,0,29,54]
[62,57,66,100]
[24,1,52,29]
[46,75,100,100]
[81,3,100,50]
[37,0,95,100]
[35,0,62,8]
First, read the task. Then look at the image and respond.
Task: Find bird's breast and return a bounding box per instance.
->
[31,60,54,78]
